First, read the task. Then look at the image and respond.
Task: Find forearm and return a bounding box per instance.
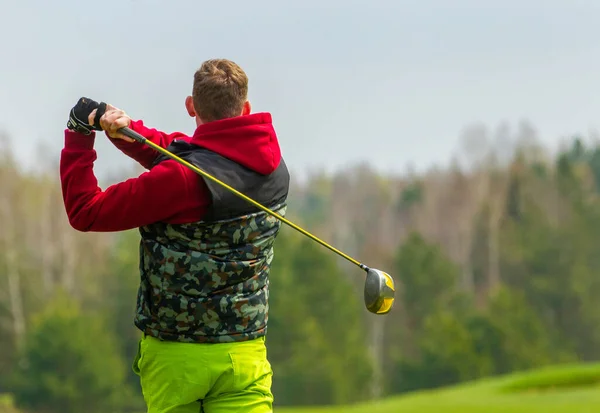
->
[60,131,109,231]
[107,120,190,169]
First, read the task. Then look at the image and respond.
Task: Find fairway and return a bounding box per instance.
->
[277,363,600,413]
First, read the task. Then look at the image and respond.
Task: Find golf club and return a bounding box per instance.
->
[118,127,396,315]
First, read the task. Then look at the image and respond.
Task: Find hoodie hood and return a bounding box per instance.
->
[189,112,281,175]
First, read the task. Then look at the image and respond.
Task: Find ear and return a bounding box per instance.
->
[185,96,196,117]
[242,100,251,116]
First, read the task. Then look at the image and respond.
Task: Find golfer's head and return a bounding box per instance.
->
[185,59,251,125]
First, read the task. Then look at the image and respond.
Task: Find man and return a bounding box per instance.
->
[60,59,289,413]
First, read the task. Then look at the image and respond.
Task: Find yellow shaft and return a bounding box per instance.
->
[142,138,365,270]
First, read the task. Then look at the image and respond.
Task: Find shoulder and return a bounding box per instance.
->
[150,157,201,180]
[150,158,207,196]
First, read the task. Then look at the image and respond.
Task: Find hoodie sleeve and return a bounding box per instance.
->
[61,129,207,232]
[106,119,191,170]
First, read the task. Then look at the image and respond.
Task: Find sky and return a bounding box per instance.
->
[2,0,600,183]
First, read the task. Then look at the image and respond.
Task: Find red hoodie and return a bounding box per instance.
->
[60,112,281,232]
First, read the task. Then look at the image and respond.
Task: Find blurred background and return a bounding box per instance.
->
[1,0,600,412]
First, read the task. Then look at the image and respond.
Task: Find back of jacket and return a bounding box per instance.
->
[134,141,290,343]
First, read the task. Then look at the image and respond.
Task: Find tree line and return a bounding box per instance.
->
[1,120,600,412]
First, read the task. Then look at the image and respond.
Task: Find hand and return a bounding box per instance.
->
[91,104,135,142]
[67,97,103,135]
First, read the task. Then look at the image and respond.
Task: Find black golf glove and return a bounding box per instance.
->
[66,97,107,135]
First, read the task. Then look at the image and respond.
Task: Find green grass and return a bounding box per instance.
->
[277,363,600,413]
[501,363,600,392]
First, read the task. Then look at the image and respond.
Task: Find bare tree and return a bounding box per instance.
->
[0,132,26,350]
[39,177,57,295]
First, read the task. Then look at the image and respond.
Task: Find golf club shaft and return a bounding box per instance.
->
[119,127,368,271]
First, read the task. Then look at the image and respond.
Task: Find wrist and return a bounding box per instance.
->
[129,119,141,132]
[65,129,96,150]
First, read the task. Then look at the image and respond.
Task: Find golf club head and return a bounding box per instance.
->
[364,268,395,315]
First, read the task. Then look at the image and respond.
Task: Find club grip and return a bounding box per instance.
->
[119,127,146,143]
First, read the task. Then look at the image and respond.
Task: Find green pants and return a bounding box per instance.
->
[133,334,274,413]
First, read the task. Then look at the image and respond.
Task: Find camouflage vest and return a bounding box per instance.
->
[133,140,289,343]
